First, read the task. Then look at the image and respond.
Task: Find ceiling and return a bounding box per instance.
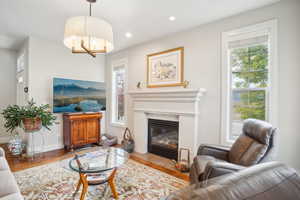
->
[0,0,279,52]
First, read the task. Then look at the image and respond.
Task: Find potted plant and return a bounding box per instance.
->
[1,99,56,133]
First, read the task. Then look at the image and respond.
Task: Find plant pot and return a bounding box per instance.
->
[22,117,42,133]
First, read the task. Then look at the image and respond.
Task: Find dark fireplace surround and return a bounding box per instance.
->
[148,119,179,160]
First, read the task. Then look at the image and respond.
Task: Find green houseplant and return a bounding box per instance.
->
[1,99,56,133]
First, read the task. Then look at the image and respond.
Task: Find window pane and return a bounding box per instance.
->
[248,71,268,88]
[232,90,266,120]
[231,45,268,72]
[113,67,125,123]
[17,53,25,73]
[231,48,250,72]
[232,71,268,89]
[230,90,266,140]
[248,45,268,72]
[116,70,125,121]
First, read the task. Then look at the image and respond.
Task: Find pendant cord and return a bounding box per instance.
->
[89,3,92,17]
[88,2,92,49]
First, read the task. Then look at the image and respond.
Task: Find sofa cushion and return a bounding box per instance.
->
[0,171,21,198]
[229,134,268,166]
[169,162,300,200]
[0,193,23,200]
[0,158,10,171]
[0,148,5,157]
[239,141,268,166]
[229,135,253,164]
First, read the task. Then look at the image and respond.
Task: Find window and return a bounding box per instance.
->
[221,20,278,145]
[111,60,127,126]
[17,53,25,73]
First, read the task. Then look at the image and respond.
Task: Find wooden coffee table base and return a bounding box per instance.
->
[74,168,118,200]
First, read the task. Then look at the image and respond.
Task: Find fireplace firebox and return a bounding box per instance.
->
[148,119,179,160]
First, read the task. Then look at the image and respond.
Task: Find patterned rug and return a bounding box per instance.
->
[14,159,187,200]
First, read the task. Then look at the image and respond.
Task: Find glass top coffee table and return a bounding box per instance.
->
[69,147,129,199]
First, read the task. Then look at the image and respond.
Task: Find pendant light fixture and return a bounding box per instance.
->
[63,0,114,57]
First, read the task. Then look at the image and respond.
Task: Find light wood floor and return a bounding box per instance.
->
[0,144,189,181]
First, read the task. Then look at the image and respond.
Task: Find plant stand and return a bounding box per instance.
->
[26,130,45,160]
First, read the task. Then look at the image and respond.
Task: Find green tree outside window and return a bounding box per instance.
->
[231,44,268,121]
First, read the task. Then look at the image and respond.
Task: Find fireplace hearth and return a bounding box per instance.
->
[148,119,179,160]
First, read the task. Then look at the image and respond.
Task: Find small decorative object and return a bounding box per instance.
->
[136,81,146,89]
[8,135,24,156]
[1,99,56,133]
[136,81,142,89]
[99,134,118,147]
[182,80,190,88]
[174,148,191,172]
[24,86,28,93]
[147,47,184,88]
[121,128,135,153]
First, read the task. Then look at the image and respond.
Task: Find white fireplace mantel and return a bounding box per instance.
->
[128,88,207,102]
[128,88,207,157]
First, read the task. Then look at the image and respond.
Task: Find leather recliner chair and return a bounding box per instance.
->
[190,119,277,184]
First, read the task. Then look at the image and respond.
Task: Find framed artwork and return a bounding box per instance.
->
[53,78,106,113]
[147,47,184,88]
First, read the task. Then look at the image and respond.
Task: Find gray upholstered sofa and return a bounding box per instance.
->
[0,147,23,200]
[167,162,300,200]
[190,119,276,184]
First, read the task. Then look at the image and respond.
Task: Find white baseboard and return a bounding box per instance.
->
[0,136,10,144]
[27,143,64,154]
[44,144,64,152]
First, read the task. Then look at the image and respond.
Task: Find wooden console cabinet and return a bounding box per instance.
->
[63,112,102,151]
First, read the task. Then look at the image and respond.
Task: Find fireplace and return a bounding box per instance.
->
[148,119,179,160]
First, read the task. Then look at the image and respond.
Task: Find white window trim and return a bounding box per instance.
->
[111,58,128,128]
[221,20,278,146]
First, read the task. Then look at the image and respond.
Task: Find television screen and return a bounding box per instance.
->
[53,78,106,113]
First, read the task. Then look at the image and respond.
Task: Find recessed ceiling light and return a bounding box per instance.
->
[169,16,176,21]
[125,32,132,38]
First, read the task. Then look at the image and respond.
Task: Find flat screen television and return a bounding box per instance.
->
[53,78,106,113]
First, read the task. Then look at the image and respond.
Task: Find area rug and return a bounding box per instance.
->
[13,159,187,200]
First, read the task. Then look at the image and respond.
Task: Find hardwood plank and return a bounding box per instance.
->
[0,144,71,172]
[130,152,189,181]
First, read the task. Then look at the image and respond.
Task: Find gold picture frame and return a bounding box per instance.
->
[147,47,184,88]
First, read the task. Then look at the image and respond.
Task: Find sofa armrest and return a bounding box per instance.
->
[197,144,230,161]
[202,161,246,181]
[0,147,5,157]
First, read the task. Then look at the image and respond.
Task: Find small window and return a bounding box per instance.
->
[221,20,278,145]
[230,42,268,141]
[111,61,127,126]
[17,53,25,73]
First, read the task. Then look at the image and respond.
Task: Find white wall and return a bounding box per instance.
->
[16,39,29,107]
[106,0,300,169]
[26,37,106,151]
[0,48,17,143]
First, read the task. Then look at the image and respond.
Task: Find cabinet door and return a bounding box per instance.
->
[86,118,100,143]
[71,120,86,146]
